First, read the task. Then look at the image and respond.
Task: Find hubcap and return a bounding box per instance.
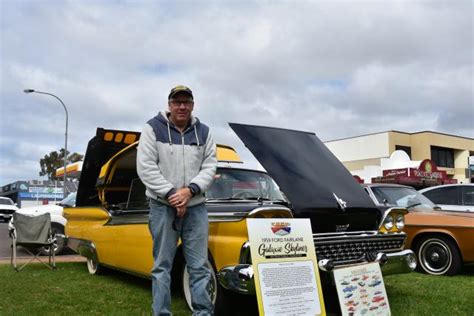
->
[430,252,440,262]
[420,240,451,274]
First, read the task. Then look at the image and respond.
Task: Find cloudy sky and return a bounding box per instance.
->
[1,0,472,185]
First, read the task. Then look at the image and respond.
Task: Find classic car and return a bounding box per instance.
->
[363,183,474,275]
[0,197,19,222]
[420,184,474,212]
[16,192,76,254]
[65,128,292,314]
[65,125,416,314]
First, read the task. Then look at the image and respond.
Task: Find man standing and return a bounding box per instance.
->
[137,85,217,315]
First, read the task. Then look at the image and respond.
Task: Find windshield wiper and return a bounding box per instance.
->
[206,197,246,201]
[406,202,422,209]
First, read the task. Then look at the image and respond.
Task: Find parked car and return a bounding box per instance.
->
[65,126,415,313]
[420,184,474,212]
[17,192,76,254]
[0,197,19,222]
[363,183,474,275]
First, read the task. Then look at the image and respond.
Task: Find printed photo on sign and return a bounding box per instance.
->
[333,262,390,316]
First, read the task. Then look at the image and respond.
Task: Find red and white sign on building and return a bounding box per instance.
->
[372,159,457,187]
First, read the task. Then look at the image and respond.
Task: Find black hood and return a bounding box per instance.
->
[229,123,377,213]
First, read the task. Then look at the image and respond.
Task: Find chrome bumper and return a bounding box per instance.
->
[217,249,416,295]
[380,249,417,275]
[218,264,256,295]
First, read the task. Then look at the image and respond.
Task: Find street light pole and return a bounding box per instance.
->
[24,89,69,198]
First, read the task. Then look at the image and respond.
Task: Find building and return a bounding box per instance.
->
[325,130,474,185]
[0,161,82,207]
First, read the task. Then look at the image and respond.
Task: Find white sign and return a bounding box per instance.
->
[29,186,63,194]
[247,218,325,316]
[333,262,390,316]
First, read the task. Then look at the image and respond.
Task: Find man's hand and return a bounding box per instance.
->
[168,188,192,209]
[176,205,187,218]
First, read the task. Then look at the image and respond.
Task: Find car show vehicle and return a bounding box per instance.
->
[0,197,19,222]
[64,128,292,314]
[16,192,76,255]
[420,184,474,212]
[65,125,416,313]
[363,183,474,275]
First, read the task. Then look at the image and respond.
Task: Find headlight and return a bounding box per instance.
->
[396,214,405,230]
[383,215,394,230]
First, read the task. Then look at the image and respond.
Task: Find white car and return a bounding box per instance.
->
[419,184,474,212]
[0,197,19,222]
[16,192,76,254]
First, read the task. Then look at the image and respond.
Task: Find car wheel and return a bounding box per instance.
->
[87,256,101,275]
[415,235,462,276]
[40,224,66,256]
[182,259,218,311]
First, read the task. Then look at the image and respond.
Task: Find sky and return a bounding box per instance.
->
[1,0,473,185]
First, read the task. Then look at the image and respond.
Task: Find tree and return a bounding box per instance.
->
[39,148,84,180]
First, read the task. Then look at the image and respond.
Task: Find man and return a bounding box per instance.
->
[137,85,217,315]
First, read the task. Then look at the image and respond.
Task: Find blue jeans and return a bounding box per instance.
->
[148,199,213,316]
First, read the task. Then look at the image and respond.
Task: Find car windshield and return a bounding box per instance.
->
[0,198,13,205]
[371,186,436,210]
[206,168,286,201]
[59,192,76,207]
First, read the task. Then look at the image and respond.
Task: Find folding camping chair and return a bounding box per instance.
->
[9,212,56,271]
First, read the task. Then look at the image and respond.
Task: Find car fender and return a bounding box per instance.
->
[406,227,459,249]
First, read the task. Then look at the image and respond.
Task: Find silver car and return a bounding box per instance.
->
[419,184,474,212]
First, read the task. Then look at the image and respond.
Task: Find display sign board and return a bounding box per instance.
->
[247,218,325,316]
[334,262,390,316]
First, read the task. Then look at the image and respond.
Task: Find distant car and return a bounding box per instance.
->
[372,296,385,303]
[16,192,76,254]
[0,197,19,222]
[419,184,474,212]
[363,183,474,275]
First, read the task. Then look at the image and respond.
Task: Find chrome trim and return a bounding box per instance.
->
[218,264,255,295]
[247,206,292,217]
[381,249,417,275]
[218,250,417,295]
[239,241,251,264]
[207,212,247,222]
[313,230,379,238]
[208,206,292,223]
[378,207,408,230]
[66,237,98,263]
[318,249,416,276]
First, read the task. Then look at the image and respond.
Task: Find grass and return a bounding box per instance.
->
[0,262,472,315]
[0,262,189,315]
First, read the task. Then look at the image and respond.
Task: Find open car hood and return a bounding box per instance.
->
[229,123,377,213]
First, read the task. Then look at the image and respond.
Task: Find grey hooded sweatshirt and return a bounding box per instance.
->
[137,111,217,207]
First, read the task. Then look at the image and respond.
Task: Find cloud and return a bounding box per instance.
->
[0,0,472,185]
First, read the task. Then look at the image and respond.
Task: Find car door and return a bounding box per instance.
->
[423,186,463,211]
[461,186,474,212]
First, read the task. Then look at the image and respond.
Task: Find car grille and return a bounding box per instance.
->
[0,209,15,215]
[314,231,406,263]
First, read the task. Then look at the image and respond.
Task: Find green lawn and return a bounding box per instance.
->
[0,262,472,315]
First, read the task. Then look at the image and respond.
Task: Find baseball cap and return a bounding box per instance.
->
[168,85,193,100]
